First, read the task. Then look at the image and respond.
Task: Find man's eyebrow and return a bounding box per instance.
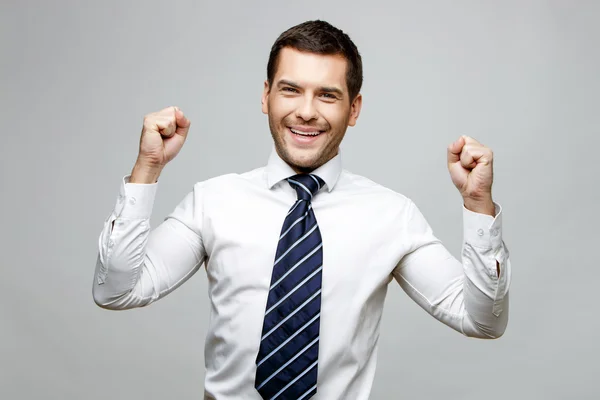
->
[319,86,344,96]
[277,79,344,96]
[277,79,301,89]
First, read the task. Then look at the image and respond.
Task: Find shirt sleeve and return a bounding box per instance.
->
[92,174,206,310]
[391,200,511,339]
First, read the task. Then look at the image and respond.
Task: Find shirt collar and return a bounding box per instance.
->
[265,144,343,192]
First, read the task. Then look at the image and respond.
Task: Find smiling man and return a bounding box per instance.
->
[263,44,362,174]
[93,20,511,400]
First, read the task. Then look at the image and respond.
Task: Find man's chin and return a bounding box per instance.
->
[284,150,322,172]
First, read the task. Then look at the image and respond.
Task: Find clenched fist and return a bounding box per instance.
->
[447,135,496,216]
[138,106,191,167]
[130,106,191,184]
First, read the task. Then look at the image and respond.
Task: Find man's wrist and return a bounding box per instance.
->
[130,161,163,184]
[463,196,495,216]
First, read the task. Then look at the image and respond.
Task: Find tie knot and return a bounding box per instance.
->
[287,174,325,201]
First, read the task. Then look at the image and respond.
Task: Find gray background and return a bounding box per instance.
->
[1,0,598,399]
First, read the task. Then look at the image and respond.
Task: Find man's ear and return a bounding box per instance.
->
[348,93,363,127]
[261,80,270,114]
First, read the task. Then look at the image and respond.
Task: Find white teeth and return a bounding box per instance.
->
[290,128,321,136]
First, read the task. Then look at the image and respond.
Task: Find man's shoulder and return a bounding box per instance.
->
[339,169,413,206]
[192,166,266,190]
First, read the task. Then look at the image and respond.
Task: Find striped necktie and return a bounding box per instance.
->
[255,173,325,400]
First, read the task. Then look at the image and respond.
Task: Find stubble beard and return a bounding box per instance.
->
[267,112,346,174]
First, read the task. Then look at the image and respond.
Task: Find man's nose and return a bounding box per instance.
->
[296,97,319,121]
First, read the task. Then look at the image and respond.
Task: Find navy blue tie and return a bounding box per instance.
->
[255,173,325,400]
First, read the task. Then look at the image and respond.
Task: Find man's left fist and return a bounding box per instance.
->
[447,135,494,203]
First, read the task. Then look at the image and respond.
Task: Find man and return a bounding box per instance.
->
[93,20,510,400]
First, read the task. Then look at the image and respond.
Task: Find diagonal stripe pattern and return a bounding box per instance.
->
[255,173,325,400]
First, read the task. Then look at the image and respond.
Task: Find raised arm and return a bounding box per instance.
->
[92,106,205,309]
[393,135,511,338]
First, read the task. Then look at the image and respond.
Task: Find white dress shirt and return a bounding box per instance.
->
[93,145,511,399]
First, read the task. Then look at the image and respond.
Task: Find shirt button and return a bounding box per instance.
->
[117,195,124,203]
[108,239,114,247]
[129,197,136,205]
[477,229,484,236]
[491,229,498,237]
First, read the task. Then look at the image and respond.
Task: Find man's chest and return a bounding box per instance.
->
[200,195,403,298]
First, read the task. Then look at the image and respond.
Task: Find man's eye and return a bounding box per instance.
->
[283,87,298,93]
[321,93,337,99]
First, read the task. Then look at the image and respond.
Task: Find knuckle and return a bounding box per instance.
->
[142,120,154,130]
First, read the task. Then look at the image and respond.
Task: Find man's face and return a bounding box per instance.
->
[262,47,362,173]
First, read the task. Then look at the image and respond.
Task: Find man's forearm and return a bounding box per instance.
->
[110,162,162,231]
[463,197,500,277]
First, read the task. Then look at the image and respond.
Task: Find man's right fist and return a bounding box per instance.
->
[137,106,191,168]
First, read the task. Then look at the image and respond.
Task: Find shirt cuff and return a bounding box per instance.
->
[463,202,503,250]
[113,174,158,219]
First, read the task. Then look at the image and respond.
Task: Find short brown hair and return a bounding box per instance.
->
[267,20,363,102]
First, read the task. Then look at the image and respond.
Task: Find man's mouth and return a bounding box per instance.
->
[288,127,324,137]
